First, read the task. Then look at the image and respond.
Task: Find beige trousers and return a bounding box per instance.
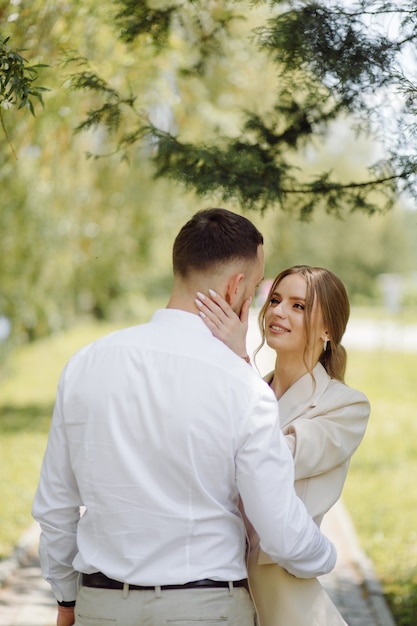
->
[74,584,255,626]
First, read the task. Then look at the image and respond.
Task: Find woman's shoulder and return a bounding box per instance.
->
[327,375,370,407]
[310,363,369,408]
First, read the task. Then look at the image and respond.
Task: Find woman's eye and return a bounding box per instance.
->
[269,298,280,306]
[294,303,305,310]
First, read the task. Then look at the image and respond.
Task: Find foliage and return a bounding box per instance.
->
[0,34,47,113]
[65,0,417,217]
[0,0,182,342]
[0,0,416,346]
[260,203,417,305]
[114,0,177,48]
[0,33,48,156]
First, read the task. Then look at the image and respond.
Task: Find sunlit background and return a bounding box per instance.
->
[1,2,416,624]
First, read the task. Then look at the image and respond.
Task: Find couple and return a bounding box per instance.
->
[32,208,369,626]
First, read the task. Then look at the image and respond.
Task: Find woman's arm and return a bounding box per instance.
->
[286,387,370,481]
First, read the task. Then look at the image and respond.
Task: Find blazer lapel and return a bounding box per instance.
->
[276,364,330,428]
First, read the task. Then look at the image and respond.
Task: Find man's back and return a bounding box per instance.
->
[38,309,276,587]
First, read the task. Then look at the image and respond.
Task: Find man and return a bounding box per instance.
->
[33,208,336,626]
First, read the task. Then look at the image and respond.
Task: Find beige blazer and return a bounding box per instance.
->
[246,363,370,626]
[257,362,370,564]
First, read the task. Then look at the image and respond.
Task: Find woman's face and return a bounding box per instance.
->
[264,273,325,357]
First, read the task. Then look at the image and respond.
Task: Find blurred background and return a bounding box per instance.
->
[1,1,416,624]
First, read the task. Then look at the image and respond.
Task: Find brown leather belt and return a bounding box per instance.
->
[81,572,248,591]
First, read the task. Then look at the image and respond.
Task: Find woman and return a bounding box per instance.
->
[195,265,370,626]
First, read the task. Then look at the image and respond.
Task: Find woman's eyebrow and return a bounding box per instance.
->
[271,291,306,302]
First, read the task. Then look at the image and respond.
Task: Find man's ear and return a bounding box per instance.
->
[225,273,244,305]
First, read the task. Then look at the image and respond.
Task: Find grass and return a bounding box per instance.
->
[0,313,416,624]
[343,349,417,626]
[0,319,122,559]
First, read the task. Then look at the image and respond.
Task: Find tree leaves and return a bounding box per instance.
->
[0,36,49,113]
[0,34,49,156]
[62,1,417,216]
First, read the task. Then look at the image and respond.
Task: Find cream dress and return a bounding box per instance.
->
[247,363,370,626]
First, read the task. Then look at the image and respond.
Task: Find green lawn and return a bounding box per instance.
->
[0,317,416,624]
[343,349,417,626]
[0,320,121,559]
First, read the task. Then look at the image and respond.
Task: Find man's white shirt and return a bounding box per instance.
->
[32,309,336,602]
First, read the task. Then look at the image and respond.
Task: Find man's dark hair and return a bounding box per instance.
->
[173,208,264,277]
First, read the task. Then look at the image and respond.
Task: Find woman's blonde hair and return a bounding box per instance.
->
[256,265,350,382]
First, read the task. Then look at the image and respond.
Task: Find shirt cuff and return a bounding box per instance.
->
[50,575,78,604]
[58,600,76,607]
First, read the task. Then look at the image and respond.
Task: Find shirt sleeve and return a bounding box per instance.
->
[32,370,81,602]
[235,386,337,578]
[285,387,370,481]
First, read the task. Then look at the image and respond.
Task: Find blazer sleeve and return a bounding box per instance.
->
[285,383,370,481]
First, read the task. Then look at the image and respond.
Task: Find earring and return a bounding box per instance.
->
[323,339,328,352]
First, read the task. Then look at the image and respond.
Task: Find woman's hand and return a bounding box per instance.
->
[195,289,251,360]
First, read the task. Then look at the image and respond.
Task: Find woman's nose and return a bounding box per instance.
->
[272,302,286,317]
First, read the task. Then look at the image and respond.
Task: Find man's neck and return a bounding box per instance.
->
[166,294,200,316]
[167,274,224,316]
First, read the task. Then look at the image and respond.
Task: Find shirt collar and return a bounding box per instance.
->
[151,308,213,336]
